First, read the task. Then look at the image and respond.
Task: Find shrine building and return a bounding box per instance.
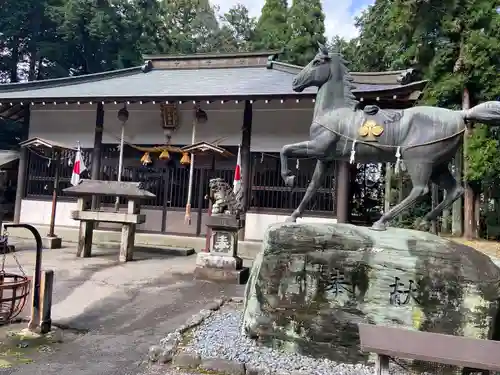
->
[0,51,426,241]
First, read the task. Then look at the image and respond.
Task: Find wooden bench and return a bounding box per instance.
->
[63,180,155,262]
[358,323,500,375]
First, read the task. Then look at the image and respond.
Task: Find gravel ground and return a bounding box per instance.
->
[182,305,432,375]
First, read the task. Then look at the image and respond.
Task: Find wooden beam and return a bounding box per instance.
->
[70,210,146,224]
[0,104,21,118]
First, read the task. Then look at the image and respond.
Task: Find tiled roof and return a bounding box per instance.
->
[0,53,427,102]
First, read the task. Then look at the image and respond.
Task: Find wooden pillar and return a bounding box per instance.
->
[119,199,137,262]
[239,100,252,239]
[384,162,392,213]
[13,147,28,224]
[91,102,104,210]
[462,88,476,239]
[76,197,93,258]
[336,161,350,223]
[452,144,463,236]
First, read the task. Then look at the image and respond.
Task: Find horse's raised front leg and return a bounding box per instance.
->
[280,141,312,188]
[286,160,327,222]
[372,161,433,231]
[280,131,339,188]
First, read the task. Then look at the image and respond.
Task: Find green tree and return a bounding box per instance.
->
[219,4,257,52]
[329,36,360,71]
[349,0,403,71]
[164,0,229,54]
[0,0,36,82]
[253,0,289,52]
[286,0,326,65]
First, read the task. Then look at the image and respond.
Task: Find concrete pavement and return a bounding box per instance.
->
[0,239,247,375]
[3,223,262,260]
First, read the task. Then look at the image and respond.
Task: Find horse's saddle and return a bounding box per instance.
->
[358,105,403,141]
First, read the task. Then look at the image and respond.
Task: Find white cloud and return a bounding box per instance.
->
[213,0,373,40]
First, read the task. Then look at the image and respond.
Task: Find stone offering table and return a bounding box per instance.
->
[194,215,249,284]
[242,222,500,364]
[63,180,155,262]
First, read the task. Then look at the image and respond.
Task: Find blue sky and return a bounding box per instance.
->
[214,0,375,40]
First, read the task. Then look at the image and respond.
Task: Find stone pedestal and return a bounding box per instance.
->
[42,236,62,249]
[194,215,249,284]
[242,222,500,365]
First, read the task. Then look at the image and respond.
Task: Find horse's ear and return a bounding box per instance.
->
[317,42,328,56]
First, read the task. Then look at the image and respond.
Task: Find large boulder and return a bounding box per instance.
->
[242,223,500,363]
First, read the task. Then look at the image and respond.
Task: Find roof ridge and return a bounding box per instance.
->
[269,60,414,76]
[143,50,281,61]
[0,66,143,93]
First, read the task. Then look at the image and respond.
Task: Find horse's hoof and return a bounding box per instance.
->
[285,215,298,223]
[284,175,296,188]
[370,221,387,231]
[416,220,431,232]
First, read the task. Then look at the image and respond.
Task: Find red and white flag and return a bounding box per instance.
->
[233,146,243,205]
[71,147,87,186]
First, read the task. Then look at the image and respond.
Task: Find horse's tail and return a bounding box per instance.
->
[462,101,500,125]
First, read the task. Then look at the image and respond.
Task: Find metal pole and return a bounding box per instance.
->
[4,223,42,331]
[48,150,60,237]
[184,115,197,225]
[114,122,125,211]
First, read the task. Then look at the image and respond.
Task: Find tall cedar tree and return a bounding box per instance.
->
[163,0,226,54]
[286,0,326,66]
[253,0,290,52]
[219,4,257,52]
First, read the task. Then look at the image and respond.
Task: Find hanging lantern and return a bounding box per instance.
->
[195,107,208,124]
[180,152,191,165]
[159,150,170,160]
[140,152,152,165]
[161,104,179,144]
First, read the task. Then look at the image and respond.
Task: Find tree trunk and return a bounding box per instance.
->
[462,88,476,239]
[28,2,42,82]
[9,38,20,83]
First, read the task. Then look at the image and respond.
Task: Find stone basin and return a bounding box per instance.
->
[241,222,500,364]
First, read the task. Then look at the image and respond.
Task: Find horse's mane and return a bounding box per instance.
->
[339,54,359,109]
[329,49,359,109]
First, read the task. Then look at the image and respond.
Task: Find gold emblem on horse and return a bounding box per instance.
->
[358,120,384,142]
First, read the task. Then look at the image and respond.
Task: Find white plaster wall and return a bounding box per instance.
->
[244,212,337,241]
[19,199,336,241]
[21,200,79,227]
[28,101,314,152]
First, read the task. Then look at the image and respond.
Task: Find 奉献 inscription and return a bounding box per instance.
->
[389,276,420,305]
[324,269,356,296]
[212,231,232,254]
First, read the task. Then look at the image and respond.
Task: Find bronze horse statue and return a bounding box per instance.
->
[280,43,500,231]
